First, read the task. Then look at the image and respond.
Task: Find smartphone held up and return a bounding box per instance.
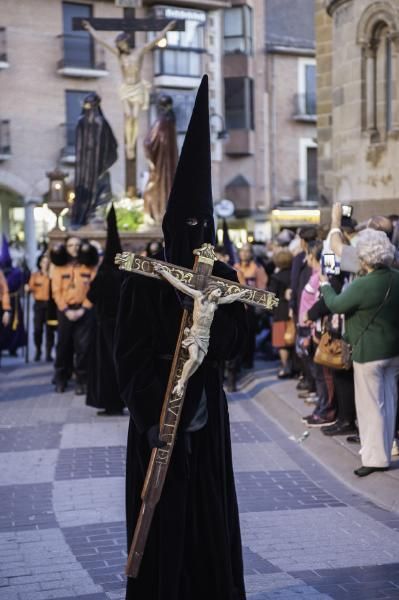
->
[322,253,339,276]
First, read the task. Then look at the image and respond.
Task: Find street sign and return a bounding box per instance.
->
[214,199,235,218]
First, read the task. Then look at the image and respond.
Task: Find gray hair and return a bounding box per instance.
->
[356,229,395,268]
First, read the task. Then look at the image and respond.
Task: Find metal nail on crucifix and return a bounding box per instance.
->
[114,244,278,578]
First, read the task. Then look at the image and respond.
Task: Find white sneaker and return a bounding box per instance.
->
[392,439,399,457]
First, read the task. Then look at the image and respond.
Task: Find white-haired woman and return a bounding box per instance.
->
[320,229,399,477]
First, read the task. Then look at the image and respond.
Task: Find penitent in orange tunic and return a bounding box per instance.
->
[234,260,268,290]
[0,270,11,311]
[28,272,51,302]
[51,263,96,312]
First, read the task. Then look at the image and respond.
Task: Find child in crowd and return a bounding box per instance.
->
[300,241,336,427]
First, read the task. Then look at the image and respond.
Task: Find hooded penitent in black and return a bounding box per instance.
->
[86,204,125,414]
[114,75,247,600]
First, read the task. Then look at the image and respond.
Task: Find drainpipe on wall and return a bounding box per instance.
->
[270,53,277,208]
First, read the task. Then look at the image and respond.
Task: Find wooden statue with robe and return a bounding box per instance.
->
[143,95,178,224]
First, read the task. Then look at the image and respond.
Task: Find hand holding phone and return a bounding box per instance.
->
[321,253,337,276]
[342,204,353,218]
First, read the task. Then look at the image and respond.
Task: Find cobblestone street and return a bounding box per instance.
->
[1,360,399,600]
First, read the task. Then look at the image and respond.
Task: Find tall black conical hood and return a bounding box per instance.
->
[102,203,122,267]
[162,75,215,268]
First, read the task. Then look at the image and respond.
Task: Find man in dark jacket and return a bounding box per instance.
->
[114,76,247,600]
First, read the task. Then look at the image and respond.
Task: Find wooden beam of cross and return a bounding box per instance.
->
[115,249,278,311]
[72,17,185,31]
[115,245,278,578]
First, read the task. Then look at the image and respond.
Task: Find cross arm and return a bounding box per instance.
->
[114,251,279,312]
[140,20,178,54]
[73,17,185,32]
[209,275,279,311]
[80,20,118,55]
[154,265,200,298]
[218,289,249,305]
[115,252,196,287]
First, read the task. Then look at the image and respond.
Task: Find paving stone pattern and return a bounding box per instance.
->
[0,362,399,599]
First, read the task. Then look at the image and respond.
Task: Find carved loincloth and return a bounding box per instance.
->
[182,331,209,355]
[119,80,151,111]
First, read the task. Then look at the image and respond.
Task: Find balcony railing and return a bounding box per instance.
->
[293,93,317,120]
[0,28,9,67]
[60,123,76,164]
[0,120,11,159]
[57,34,107,77]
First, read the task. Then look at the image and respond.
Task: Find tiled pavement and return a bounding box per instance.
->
[1,361,399,599]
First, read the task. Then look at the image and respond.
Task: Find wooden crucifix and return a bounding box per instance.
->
[73,14,184,195]
[115,244,278,577]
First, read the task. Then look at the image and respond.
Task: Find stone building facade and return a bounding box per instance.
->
[319,0,399,221]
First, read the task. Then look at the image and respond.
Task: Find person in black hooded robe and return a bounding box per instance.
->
[114,76,247,600]
[86,204,125,415]
[71,92,118,228]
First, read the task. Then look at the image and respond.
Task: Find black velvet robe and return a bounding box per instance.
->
[114,260,247,600]
[86,267,124,413]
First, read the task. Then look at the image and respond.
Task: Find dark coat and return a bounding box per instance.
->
[114,260,247,600]
[86,266,124,413]
[289,251,311,317]
[268,268,291,322]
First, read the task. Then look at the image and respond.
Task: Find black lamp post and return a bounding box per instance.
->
[46,168,68,230]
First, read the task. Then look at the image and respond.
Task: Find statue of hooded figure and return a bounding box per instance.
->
[114,76,247,600]
[71,92,118,229]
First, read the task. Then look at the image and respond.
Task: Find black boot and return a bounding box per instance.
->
[46,349,53,362]
[34,348,41,362]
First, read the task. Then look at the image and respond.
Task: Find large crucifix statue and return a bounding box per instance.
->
[73,14,184,192]
[115,243,278,577]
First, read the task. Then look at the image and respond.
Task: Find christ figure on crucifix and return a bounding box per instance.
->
[154,264,249,396]
[83,19,176,160]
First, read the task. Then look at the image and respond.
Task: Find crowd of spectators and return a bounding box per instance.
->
[1,202,398,477]
[223,203,399,478]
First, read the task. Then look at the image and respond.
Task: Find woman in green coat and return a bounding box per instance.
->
[320,229,399,477]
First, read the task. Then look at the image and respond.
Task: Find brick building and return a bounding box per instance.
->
[0,0,317,265]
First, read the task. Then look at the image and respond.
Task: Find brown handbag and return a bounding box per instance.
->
[315,272,393,370]
[314,332,352,370]
[283,318,296,346]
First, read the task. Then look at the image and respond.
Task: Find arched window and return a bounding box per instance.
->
[357,3,399,143]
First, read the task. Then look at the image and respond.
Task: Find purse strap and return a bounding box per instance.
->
[352,271,393,351]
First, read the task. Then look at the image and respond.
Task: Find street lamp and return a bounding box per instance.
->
[46,168,68,230]
[210,113,228,141]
